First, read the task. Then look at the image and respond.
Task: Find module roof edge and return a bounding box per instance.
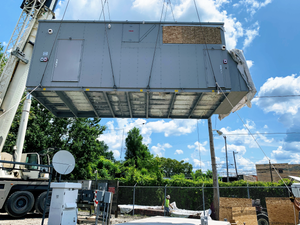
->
[41,20,224,26]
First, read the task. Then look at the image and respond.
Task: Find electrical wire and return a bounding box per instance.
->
[214,132,300,136]
[254,95,300,98]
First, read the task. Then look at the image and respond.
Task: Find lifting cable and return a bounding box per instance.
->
[215,82,292,193]
[169,0,176,22]
[192,0,218,91]
[0,0,72,119]
[39,0,71,87]
[164,1,169,22]
[146,0,166,89]
[100,0,116,89]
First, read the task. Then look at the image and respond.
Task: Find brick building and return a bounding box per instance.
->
[256,163,300,182]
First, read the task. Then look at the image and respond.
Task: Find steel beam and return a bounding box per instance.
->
[188,93,204,118]
[168,93,176,118]
[56,91,78,117]
[126,92,133,118]
[146,92,149,119]
[33,95,58,117]
[103,92,115,118]
[83,91,100,118]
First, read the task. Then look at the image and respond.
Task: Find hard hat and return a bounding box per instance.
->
[166,195,170,199]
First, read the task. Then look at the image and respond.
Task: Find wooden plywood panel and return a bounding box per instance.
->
[220,197,252,208]
[266,197,299,225]
[232,207,257,225]
[194,27,222,44]
[219,207,232,221]
[182,26,195,44]
[163,26,221,44]
[163,26,183,43]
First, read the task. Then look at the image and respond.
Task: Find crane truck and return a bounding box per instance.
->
[0,0,59,217]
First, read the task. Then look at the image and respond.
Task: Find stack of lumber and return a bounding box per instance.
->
[219,197,257,225]
[266,197,299,225]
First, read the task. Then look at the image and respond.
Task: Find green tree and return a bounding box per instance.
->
[3,96,114,180]
[124,127,152,166]
[159,157,193,178]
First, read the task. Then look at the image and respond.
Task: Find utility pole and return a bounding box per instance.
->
[269,160,273,182]
[233,151,238,178]
[224,136,229,182]
[208,117,219,220]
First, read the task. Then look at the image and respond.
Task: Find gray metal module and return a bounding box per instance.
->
[26,20,250,119]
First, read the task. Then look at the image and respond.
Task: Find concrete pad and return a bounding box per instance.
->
[118,216,231,225]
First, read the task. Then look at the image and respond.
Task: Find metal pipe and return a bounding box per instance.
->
[0,160,52,167]
[202,183,205,216]
[269,160,273,182]
[224,136,229,182]
[233,151,238,177]
[208,117,219,220]
[132,183,137,216]
[41,166,53,225]
[15,94,32,168]
[164,184,167,216]
[247,182,250,199]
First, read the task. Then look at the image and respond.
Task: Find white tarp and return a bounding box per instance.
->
[219,49,257,120]
[118,202,212,219]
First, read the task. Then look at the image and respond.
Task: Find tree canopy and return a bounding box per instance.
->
[3,96,114,180]
[158,157,193,178]
[125,127,152,165]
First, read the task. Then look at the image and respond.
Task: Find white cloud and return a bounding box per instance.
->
[175,149,184,155]
[246,60,254,69]
[132,0,245,50]
[2,41,7,47]
[263,125,268,129]
[234,0,272,16]
[182,158,190,162]
[216,126,274,149]
[243,22,260,49]
[111,150,120,159]
[188,141,208,152]
[151,143,172,157]
[254,74,300,115]
[98,118,197,158]
[193,159,205,168]
[221,144,247,155]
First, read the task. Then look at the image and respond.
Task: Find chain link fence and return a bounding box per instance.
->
[118,185,290,211]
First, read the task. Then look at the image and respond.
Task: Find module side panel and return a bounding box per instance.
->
[27,21,235,92]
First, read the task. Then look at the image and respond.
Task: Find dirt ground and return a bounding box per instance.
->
[0,211,149,225]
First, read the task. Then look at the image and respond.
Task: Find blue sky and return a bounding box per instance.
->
[1,0,300,177]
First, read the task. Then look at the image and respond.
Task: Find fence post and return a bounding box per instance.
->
[164,184,167,216]
[202,183,205,216]
[133,183,137,216]
[247,182,250,199]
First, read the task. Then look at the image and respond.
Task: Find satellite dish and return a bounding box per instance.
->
[52,150,75,175]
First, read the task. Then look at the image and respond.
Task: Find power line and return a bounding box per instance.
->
[254,95,300,98]
[214,132,300,136]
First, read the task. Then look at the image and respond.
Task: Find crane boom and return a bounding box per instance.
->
[0,0,58,153]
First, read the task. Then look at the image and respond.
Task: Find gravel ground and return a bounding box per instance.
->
[0,212,148,225]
